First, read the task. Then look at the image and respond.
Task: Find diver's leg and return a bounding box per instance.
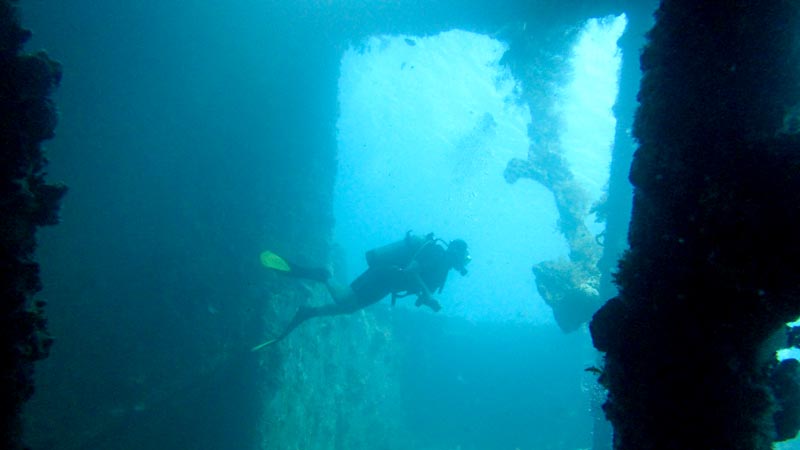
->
[276,292,361,341]
[324,280,356,305]
[312,290,362,316]
[276,267,390,341]
[273,306,315,341]
[284,262,330,283]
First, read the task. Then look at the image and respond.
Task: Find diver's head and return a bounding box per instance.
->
[446,239,470,276]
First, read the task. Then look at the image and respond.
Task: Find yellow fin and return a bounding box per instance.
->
[260,250,290,272]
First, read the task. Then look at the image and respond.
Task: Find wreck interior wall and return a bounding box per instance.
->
[0,1,66,448]
[591,1,800,449]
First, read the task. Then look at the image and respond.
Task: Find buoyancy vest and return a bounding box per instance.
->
[364,231,432,269]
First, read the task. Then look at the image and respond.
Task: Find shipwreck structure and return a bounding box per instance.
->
[9,0,800,449]
[0,1,66,448]
[591,1,800,448]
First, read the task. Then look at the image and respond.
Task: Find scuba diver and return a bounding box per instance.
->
[253,232,470,350]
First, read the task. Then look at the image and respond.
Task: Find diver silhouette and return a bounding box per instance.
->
[253,231,470,349]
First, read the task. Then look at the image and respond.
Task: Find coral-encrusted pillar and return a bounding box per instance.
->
[591,1,800,449]
[0,1,65,448]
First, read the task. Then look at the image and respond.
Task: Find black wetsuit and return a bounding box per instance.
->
[274,236,451,342]
[349,238,450,309]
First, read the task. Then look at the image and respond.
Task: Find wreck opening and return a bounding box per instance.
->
[334,17,627,325]
[327,19,627,449]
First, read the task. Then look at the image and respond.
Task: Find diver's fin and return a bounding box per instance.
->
[250,306,314,352]
[261,251,330,282]
[251,338,282,352]
[260,250,291,272]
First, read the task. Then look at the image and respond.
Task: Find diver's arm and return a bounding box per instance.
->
[403,261,429,295]
[415,294,442,312]
[404,263,441,312]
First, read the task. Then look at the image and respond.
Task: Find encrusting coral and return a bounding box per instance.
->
[590,1,800,448]
[0,1,66,448]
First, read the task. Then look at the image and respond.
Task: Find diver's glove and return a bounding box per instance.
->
[415,295,441,312]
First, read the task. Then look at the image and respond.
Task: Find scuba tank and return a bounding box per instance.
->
[365,231,431,268]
